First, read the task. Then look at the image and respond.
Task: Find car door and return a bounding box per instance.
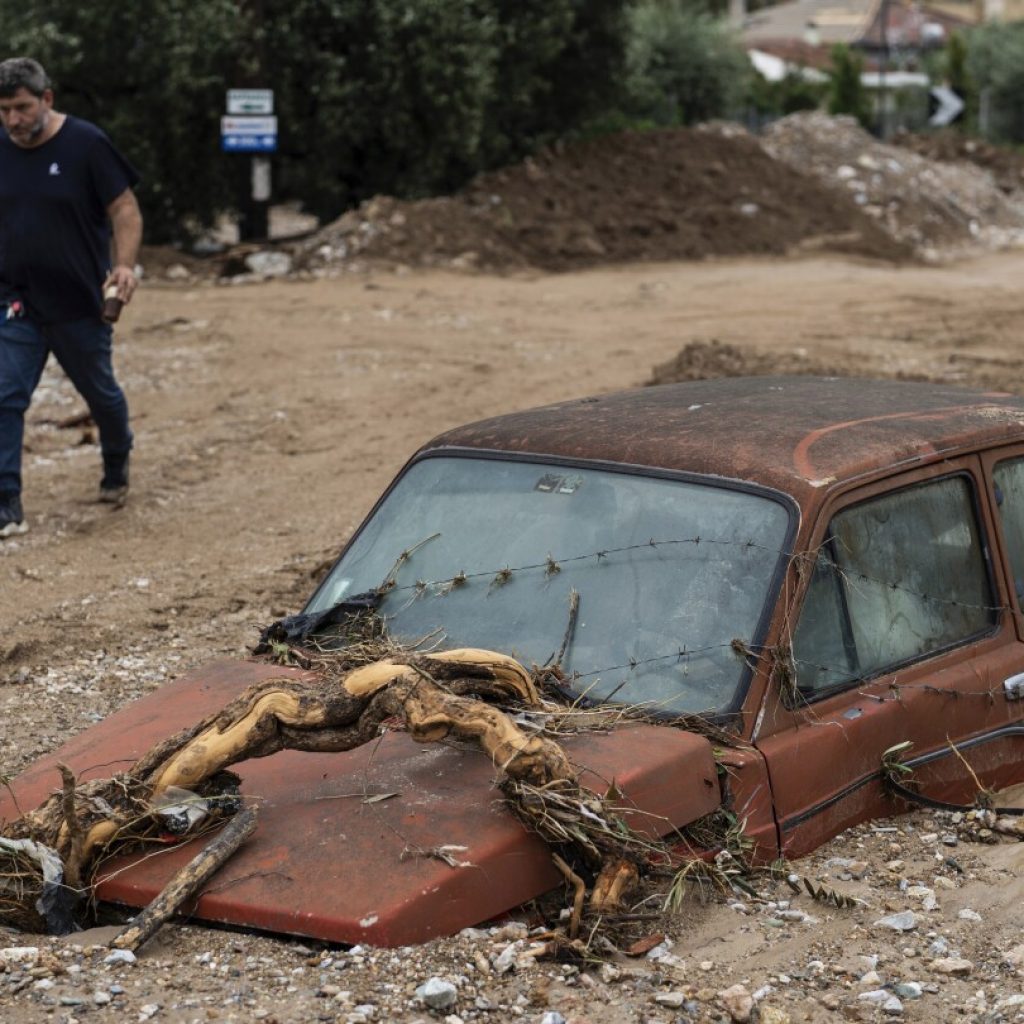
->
[755,456,1024,857]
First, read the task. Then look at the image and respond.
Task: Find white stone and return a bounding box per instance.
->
[718,983,754,1023]
[104,949,137,965]
[0,946,39,963]
[931,957,974,976]
[416,977,458,1011]
[875,911,917,932]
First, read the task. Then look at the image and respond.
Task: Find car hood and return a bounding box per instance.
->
[0,660,722,946]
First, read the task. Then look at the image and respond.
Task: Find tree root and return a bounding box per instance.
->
[1,648,639,935]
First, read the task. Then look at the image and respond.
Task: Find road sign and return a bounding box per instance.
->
[227,89,273,115]
[221,115,277,153]
[929,85,964,127]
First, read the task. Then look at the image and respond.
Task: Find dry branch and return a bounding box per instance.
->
[111,805,258,952]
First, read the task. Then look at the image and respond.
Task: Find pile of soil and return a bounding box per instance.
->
[762,112,1024,258]
[893,128,1024,196]
[295,125,911,273]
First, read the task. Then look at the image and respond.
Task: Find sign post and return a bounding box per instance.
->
[222,90,275,241]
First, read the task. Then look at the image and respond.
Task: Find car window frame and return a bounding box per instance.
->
[980,443,1024,643]
[783,461,1003,709]
[305,446,800,723]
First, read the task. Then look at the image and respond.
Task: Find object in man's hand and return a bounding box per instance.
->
[101,284,123,324]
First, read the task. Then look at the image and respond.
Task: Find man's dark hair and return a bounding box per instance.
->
[0,58,50,99]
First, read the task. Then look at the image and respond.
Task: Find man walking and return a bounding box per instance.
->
[0,57,142,536]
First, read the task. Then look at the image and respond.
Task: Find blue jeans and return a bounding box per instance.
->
[0,309,132,497]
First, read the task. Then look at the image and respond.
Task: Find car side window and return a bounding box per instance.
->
[993,458,1024,604]
[792,475,995,697]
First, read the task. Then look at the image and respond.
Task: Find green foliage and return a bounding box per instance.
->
[827,44,872,129]
[1,0,631,242]
[941,32,974,131]
[747,70,827,118]
[623,0,752,125]
[3,0,242,243]
[965,21,1024,142]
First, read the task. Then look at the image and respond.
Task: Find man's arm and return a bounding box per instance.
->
[104,187,143,305]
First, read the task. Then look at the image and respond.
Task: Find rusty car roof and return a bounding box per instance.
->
[424,377,1024,503]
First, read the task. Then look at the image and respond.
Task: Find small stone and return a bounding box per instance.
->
[492,942,521,974]
[759,1008,791,1024]
[138,1004,160,1020]
[0,946,39,963]
[859,970,883,986]
[655,992,686,1008]
[931,957,973,976]
[104,949,137,965]
[933,877,956,890]
[597,963,620,984]
[540,1014,566,1024]
[875,911,917,932]
[700,960,714,971]
[93,991,112,1005]
[1003,944,1024,969]
[957,908,981,922]
[718,983,754,1023]
[859,990,891,1005]
[895,982,923,1000]
[416,977,458,1011]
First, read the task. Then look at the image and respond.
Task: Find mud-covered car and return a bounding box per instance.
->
[6,376,1024,946]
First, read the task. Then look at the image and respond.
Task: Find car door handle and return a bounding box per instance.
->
[1005,672,1024,700]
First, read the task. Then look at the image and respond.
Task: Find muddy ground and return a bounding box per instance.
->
[3,250,1024,1022]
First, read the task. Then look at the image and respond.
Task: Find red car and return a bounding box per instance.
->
[6,376,1024,945]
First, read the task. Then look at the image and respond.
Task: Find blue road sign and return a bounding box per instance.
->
[222,134,277,153]
[221,116,277,153]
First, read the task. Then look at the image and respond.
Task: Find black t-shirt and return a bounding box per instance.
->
[0,115,140,324]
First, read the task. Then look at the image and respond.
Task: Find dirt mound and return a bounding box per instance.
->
[649,338,1024,394]
[762,112,1024,259]
[892,129,1024,196]
[296,126,911,273]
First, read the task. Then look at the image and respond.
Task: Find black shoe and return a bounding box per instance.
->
[99,452,129,504]
[0,493,27,537]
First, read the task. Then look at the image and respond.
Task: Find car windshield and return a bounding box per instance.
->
[306,456,791,717]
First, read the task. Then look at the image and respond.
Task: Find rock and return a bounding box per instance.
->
[164,263,191,281]
[0,947,39,963]
[717,983,754,1023]
[540,1014,566,1024]
[859,970,883,986]
[759,1008,792,1024]
[956,908,981,922]
[244,251,293,277]
[1002,944,1024,969]
[930,957,973,976]
[875,911,917,932]
[492,941,521,974]
[655,992,686,1008]
[416,977,458,1011]
[895,982,923,1000]
[103,949,137,965]
[859,990,903,1015]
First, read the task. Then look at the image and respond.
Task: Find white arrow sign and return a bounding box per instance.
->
[929,85,964,127]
